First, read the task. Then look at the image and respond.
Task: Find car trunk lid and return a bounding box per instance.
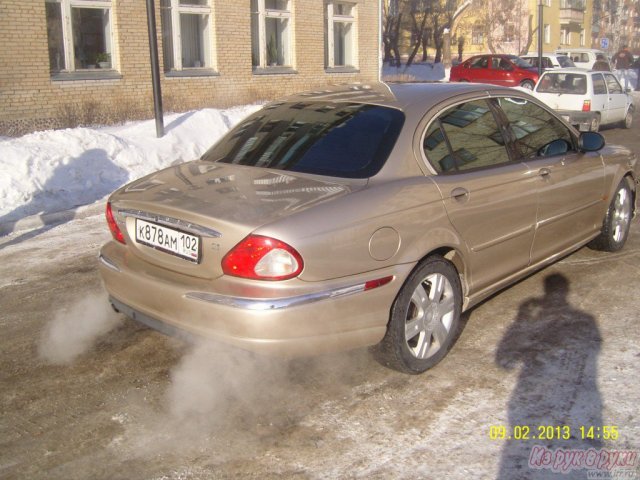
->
[109,160,362,280]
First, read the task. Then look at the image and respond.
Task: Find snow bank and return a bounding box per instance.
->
[0,104,262,224]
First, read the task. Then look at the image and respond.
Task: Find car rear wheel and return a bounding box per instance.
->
[520,80,535,89]
[590,114,601,132]
[376,256,462,374]
[588,179,633,252]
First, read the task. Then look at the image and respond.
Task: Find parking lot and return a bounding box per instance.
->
[1,124,639,480]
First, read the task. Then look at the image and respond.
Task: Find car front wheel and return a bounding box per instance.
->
[622,108,633,129]
[520,79,535,89]
[376,256,462,374]
[588,179,634,252]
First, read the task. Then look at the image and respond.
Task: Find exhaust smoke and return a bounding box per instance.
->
[38,292,123,365]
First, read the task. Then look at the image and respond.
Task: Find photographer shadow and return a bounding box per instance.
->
[496,273,603,479]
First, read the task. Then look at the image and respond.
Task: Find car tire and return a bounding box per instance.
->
[622,108,633,129]
[590,114,601,132]
[588,178,634,252]
[520,80,535,90]
[375,255,462,374]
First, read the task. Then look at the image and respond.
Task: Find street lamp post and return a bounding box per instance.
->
[146,0,164,138]
[538,0,544,76]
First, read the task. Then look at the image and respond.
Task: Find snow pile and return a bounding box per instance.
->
[0,104,262,225]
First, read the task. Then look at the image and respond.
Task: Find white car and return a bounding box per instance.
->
[555,48,609,70]
[532,68,633,131]
[521,53,575,69]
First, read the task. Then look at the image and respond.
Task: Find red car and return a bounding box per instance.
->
[450,54,539,89]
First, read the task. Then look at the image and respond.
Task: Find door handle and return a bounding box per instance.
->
[450,187,470,202]
[538,168,551,177]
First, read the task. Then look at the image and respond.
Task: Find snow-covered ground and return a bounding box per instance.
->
[0,104,262,232]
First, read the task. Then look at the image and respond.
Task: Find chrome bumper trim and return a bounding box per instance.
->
[98,253,121,272]
[185,282,370,311]
[118,208,222,238]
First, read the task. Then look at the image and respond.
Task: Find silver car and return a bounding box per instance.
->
[99,83,638,373]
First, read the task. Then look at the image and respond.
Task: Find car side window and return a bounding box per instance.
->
[593,74,607,95]
[495,97,574,159]
[604,73,624,94]
[470,56,488,69]
[423,100,511,173]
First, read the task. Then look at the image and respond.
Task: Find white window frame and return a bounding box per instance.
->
[163,0,214,71]
[544,24,551,44]
[326,1,358,69]
[252,0,293,68]
[45,0,115,73]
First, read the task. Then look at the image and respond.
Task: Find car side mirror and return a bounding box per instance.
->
[578,131,605,152]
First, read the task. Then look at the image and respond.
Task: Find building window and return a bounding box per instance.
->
[160,0,213,71]
[251,0,292,68]
[45,0,114,73]
[326,2,357,69]
[560,28,571,45]
[580,28,585,46]
[471,23,484,45]
[503,23,515,42]
[544,24,551,44]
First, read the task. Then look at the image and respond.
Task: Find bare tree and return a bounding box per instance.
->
[383,0,403,66]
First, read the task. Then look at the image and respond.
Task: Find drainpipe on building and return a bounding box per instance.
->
[146,0,164,138]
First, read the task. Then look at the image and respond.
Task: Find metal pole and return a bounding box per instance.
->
[537,0,543,77]
[146,0,164,138]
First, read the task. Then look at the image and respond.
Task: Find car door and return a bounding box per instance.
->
[591,73,610,122]
[421,99,538,294]
[468,55,491,83]
[603,73,627,123]
[494,96,605,264]
[490,56,515,86]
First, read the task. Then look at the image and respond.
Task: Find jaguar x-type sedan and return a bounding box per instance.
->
[99,83,638,374]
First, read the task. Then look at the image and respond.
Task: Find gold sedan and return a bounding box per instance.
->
[99,83,638,373]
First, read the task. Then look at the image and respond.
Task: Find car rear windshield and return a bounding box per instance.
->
[557,56,575,67]
[201,101,405,178]
[508,55,533,68]
[537,72,587,94]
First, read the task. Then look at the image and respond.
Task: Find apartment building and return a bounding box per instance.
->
[0,0,380,136]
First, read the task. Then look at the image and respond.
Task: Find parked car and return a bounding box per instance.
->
[531,68,634,131]
[555,48,608,70]
[520,53,575,69]
[449,54,539,89]
[99,82,638,374]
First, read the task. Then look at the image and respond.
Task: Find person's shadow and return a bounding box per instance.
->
[496,273,603,479]
[0,149,127,249]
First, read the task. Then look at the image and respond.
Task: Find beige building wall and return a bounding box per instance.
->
[0,0,380,136]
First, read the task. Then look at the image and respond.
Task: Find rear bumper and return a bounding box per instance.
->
[99,242,411,356]
[556,110,598,131]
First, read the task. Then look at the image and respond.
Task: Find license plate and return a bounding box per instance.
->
[135,219,200,263]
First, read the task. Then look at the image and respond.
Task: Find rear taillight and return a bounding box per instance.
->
[582,100,591,112]
[106,202,125,244]
[222,235,303,281]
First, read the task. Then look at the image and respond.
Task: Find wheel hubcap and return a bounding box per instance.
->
[404,273,455,359]
[612,187,632,243]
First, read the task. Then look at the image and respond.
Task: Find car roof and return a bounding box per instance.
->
[273,82,510,114]
[523,53,567,57]
[540,68,595,75]
[555,48,605,54]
